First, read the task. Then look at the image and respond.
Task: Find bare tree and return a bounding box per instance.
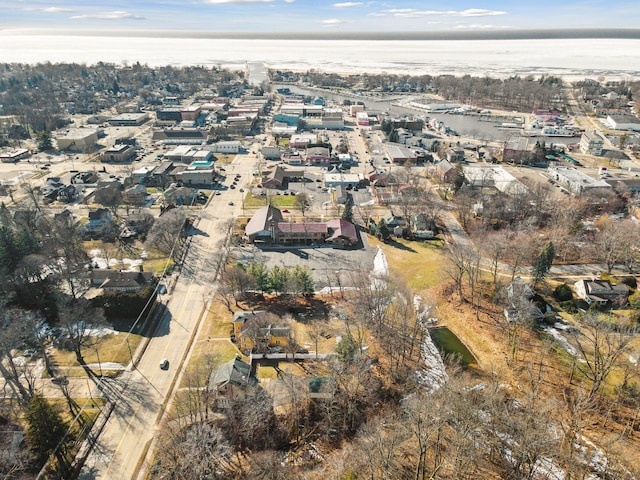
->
[294,192,311,216]
[39,209,89,299]
[0,309,38,404]
[144,207,188,262]
[57,297,106,369]
[617,219,640,273]
[592,216,626,274]
[94,185,122,218]
[172,353,221,428]
[505,231,533,281]
[151,421,239,480]
[571,312,637,400]
[351,413,410,480]
[483,231,508,287]
[444,245,467,302]
[218,265,255,310]
[20,182,43,213]
[402,391,448,480]
[348,269,394,335]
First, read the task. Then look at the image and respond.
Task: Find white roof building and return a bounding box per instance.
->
[463,166,528,195]
[606,114,640,132]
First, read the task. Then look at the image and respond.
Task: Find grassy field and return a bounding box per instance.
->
[181,300,243,388]
[242,192,298,209]
[216,154,236,164]
[48,333,143,378]
[368,235,446,292]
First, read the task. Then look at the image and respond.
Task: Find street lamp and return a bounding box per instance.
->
[335,270,344,299]
[126,338,135,370]
[94,347,103,377]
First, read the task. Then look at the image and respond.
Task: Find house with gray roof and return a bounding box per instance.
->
[209,356,256,394]
[574,279,628,306]
[88,269,156,293]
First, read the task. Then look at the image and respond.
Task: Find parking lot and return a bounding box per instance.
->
[235,234,377,290]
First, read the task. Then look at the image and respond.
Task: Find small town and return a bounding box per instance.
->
[1,60,640,479]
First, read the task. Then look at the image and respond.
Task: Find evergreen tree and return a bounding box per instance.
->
[269,265,288,295]
[37,130,53,151]
[290,264,315,296]
[336,333,358,364]
[377,219,391,241]
[248,262,270,295]
[24,394,73,474]
[341,199,354,223]
[532,241,555,286]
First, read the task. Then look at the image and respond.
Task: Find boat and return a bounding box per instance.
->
[496,122,522,130]
[539,126,579,137]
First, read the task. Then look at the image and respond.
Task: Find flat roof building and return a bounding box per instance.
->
[548,164,611,194]
[107,112,150,126]
[606,115,640,132]
[56,128,99,151]
[101,144,137,163]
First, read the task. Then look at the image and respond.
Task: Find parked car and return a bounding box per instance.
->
[51,375,69,385]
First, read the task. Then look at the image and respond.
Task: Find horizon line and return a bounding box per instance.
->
[4,27,640,41]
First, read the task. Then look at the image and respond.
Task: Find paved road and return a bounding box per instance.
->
[79,153,258,480]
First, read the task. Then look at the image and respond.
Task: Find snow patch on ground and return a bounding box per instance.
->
[541,325,577,357]
[85,326,119,337]
[89,249,143,271]
[414,294,433,323]
[372,246,389,277]
[371,246,389,291]
[85,362,125,370]
[416,329,449,394]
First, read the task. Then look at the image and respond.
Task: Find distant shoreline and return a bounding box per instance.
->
[5,27,640,41]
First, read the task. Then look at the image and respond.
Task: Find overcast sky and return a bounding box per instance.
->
[2,0,640,33]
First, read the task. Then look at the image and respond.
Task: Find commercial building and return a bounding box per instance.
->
[245,206,358,246]
[152,128,207,145]
[463,165,528,195]
[175,163,215,186]
[165,146,214,163]
[56,128,99,151]
[306,145,331,166]
[101,144,137,163]
[349,104,365,117]
[547,165,610,194]
[606,115,640,132]
[180,105,202,122]
[323,173,363,188]
[386,145,418,164]
[261,146,282,160]
[208,140,242,154]
[107,112,150,126]
[156,107,182,122]
[290,133,318,149]
[0,148,30,163]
